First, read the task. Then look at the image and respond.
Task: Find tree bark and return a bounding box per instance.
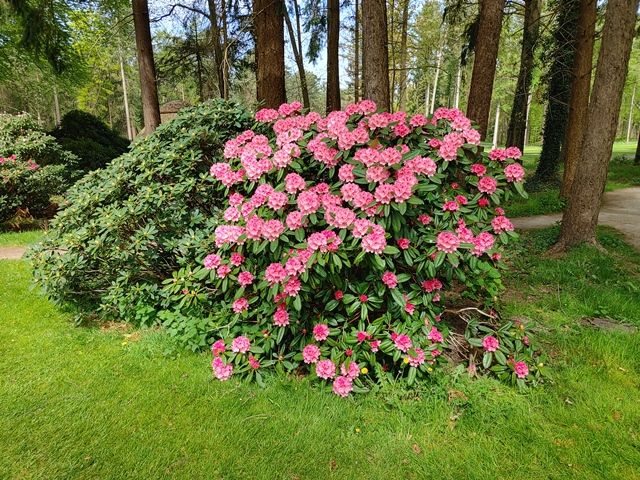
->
[534,0,579,183]
[558,0,639,248]
[362,0,390,111]
[254,0,287,108]
[206,0,226,98]
[466,0,504,139]
[506,0,541,151]
[397,0,409,111]
[326,0,341,112]
[132,0,161,134]
[560,0,596,198]
[119,54,133,141]
[284,2,310,109]
[354,0,360,102]
[635,130,640,165]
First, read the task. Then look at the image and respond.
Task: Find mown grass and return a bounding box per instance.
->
[0,229,44,247]
[506,141,638,217]
[1,227,640,479]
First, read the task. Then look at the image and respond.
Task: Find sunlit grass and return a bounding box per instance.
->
[1,226,639,479]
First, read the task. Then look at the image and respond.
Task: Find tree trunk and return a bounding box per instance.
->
[558,0,639,248]
[354,0,360,102]
[132,0,161,134]
[254,0,286,108]
[326,0,341,112]
[221,0,229,99]
[534,0,579,183]
[52,84,61,125]
[284,2,310,109]
[635,130,640,165]
[207,0,227,99]
[506,0,541,151]
[626,84,636,143]
[397,0,409,111]
[362,0,390,111]
[466,0,504,139]
[119,54,133,141]
[560,0,596,198]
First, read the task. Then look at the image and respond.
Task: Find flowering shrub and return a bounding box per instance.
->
[202,100,538,395]
[0,154,68,223]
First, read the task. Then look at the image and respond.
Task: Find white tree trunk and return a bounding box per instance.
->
[120,55,133,141]
[492,103,501,149]
[454,63,462,109]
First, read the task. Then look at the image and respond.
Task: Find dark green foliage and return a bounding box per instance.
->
[534,0,580,183]
[31,100,255,349]
[51,110,130,171]
[0,113,77,222]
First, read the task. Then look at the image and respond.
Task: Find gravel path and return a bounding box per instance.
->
[0,246,27,260]
[513,187,640,250]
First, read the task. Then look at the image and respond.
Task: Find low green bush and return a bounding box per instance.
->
[0,113,78,222]
[31,100,255,349]
[51,110,130,171]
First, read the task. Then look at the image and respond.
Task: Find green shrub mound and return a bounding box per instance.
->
[31,100,254,347]
[51,110,130,171]
[0,113,79,222]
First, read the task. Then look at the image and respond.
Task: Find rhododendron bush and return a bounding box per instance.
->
[203,100,542,395]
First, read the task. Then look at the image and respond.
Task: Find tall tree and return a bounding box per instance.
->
[326,0,341,112]
[635,130,640,165]
[284,1,310,109]
[560,0,596,197]
[254,0,287,108]
[466,0,504,139]
[206,0,227,99]
[397,0,410,111]
[557,0,639,248]
[353,0,360,102]
[533,0,579,183]
[132,0,161,133]
[506,0,542,151]
[362,0,390,111]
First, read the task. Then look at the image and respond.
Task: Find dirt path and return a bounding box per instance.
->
[513,187,640,250]
[0,246,27,260]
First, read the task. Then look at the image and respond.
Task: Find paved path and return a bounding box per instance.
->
[513,187,640,250]
[0,246,27,260]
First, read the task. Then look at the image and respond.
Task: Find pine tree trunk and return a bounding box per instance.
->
[558,0,639,248]
[466,0,504,139]
[206,0,226,98]
[506,0,541,151]
[635,129,640,165]
[254,0,287,108]
[132,0,161,134]
[284,2,310,109]
[397,0,409,111]
[534,0,579,183]
[362,0,390,111]
[326,0,341,112]
[560,0,596,198]
[354,0,360,102]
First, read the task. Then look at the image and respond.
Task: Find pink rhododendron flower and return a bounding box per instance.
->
[332,376,353,397]
[491,215,515,234]
[237,271,254,287]
[407,348,426,367]
[418,214,431,225]
[428,327,444,343]
[472,232,495,256]
[211,339,226,356]
[478,176,498,195]
[478,197,490,208]
[285,173,306,193]
[436,231,460,253]
[340,361,360,379]
[482,335,499,352]
[338,164,356,182]
[359,294,368,302]
[217,264,231,278]
[204,254,221,270]
[316,359,337,379]
[273,307,290,327]
[393,334,412,352]
[230,253,245,266]
[212,357,233,380]
[286,210,304,230]
[284,277,301,297]
[265,263,287,284]
[443,200,459,211]
[232,297,249,313]
[361,232,387,254]
[231,336,251,353]
[268,191,289,210]
[504,163,525,182]
[381,271,398,288]
[397,238,410,250]
[514,361,529,378]
[261,219,285,241]
[421,278,443,292]
[313,324,330,341]
[505,146,522,160]
[370,340,380,352]
[302,344,321,364]
[471,163,487,176]
[248,355,260,369]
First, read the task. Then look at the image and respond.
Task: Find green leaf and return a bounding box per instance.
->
[482,352,493,369]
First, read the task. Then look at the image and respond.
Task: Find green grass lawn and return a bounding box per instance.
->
[1,227,640,479]
[0,229,44,247]
[506,141,638,217]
